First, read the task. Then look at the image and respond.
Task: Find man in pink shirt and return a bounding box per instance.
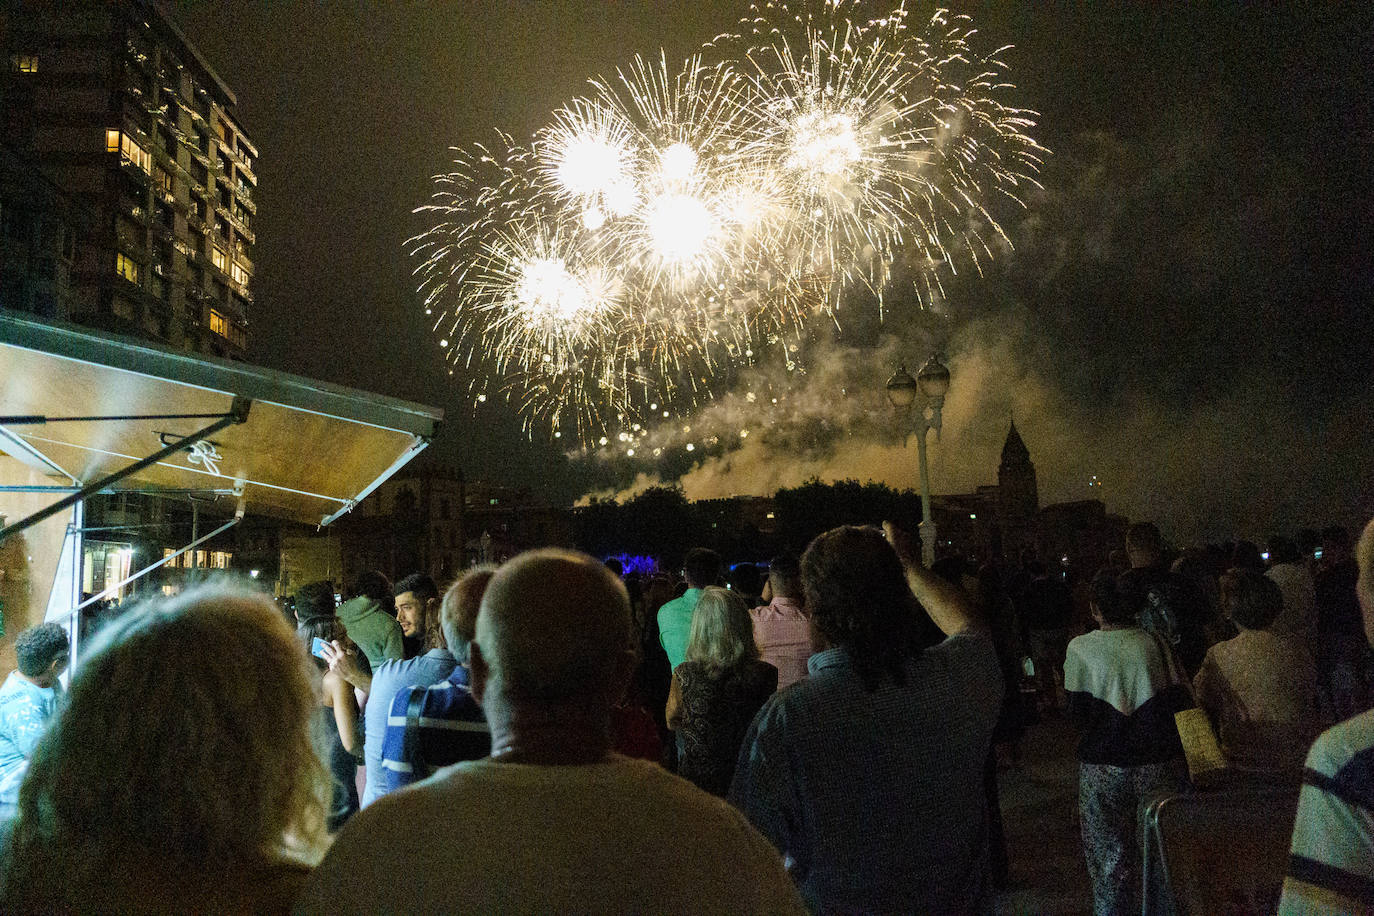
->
[751,554,812,691]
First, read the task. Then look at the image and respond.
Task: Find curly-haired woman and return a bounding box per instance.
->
[1,582,331,914]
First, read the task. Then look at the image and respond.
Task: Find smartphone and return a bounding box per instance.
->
[311,636,329,660]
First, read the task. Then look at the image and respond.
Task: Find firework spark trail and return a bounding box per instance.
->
[410,0,1045,448]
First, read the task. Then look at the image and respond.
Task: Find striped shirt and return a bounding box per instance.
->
[379,665,490,794]
[1279,707,1374,913]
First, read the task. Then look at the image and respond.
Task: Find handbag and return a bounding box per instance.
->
[1149,631,1227,785]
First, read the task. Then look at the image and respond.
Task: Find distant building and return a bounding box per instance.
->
[336,465,575,585]
[933,422,1126,573]
[0,0,256,358]
[0,143,86,320]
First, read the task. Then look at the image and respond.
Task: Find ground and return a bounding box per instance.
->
[994,712,1094,915]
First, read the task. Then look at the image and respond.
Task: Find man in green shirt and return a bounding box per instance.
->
[657,548,722,670]
[337,570,404,669]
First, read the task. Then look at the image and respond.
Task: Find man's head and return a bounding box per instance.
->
[727,563,762,600]
[348,570,391,603]
[440,567,496,665]
[14,623,69,685]
[801,526,922,691]
[1266,535,1301,567]
[682,547,723,590]
[293,580,335,622]
[472,549,633,715]
[767,554,802,600]
[1321,525,1352,564]
[1220,568,1283,631]
[1357,519,1374,648]
[1126,522,1164,568]
[1090,570,1135,626]
[394,573,440,647]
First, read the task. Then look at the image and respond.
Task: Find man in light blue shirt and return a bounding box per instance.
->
[325,574,454,807]
[657,548,722,670]
[0,623,69,816]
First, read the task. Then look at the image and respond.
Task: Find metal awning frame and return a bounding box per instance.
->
[0,397,251,544]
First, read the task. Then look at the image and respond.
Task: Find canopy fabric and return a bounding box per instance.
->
[0,313,441,526]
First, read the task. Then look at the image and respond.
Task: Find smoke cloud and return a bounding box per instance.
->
[579,115,1374,545]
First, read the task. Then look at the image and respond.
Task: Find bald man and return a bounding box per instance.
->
[1279,519,1374,914]
[296,549,805,915]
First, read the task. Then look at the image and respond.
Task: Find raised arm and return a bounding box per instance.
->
[882,521,980,637]
[323,640,373,694]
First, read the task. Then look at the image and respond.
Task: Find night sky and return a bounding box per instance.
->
[174,1,1374,545]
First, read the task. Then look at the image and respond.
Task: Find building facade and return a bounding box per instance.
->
[0,0,255,357]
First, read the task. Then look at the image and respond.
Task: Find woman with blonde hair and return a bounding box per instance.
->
[667,586,778,794]
[1,582,330,914]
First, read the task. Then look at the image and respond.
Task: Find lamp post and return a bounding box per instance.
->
[886,355,951,566]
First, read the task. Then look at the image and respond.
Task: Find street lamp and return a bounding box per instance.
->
[886,355,950,566]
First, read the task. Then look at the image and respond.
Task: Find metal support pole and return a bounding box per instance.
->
[69,515,241,617]
[0,397,250,544]
[915,420,936,567]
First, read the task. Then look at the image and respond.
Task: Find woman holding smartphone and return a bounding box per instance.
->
[295,582,368,833]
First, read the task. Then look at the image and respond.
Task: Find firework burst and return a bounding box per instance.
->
[411,0,1045,446]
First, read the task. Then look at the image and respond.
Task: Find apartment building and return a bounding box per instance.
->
[0,0,255,357]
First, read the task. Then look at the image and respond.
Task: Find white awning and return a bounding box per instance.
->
[0,312,442,530]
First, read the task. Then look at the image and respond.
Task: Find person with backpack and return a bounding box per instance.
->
[1117,522,1212,677]
[378,569,494,793]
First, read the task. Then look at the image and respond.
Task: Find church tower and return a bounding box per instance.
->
[997,421,1040,557]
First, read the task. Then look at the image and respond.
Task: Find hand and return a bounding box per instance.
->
[883,521,919,567]
[321,640,367,688]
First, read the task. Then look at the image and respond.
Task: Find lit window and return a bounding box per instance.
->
[12,55,38,73]
[210,247,226,271]
[230,262,248,285]
[106,129,121,153]
[209,308,227,336]
[115,252,139,283]
[114,133,150,173]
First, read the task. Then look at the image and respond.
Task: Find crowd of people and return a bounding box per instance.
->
[0,515,1367,913]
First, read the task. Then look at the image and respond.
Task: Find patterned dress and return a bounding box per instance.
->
[673,659,777,795]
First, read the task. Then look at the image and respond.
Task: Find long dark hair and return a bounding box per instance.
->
[802,526,925,692]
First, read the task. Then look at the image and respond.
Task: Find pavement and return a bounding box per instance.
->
[993,710,1095,915]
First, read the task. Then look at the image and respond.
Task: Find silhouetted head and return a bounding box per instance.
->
[1126,522,1164,568]
[802,526,924,691]
[441,567,496,665]
[767,554,802,600]
[682,548,723,590]
[685,586,759,673]
[1220,568,1283,631]
[474,549,633,713]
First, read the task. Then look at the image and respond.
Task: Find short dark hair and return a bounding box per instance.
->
[1221,569,1283,630]
[802,526,923,692]
[682,548,723,589]
[1321,525,1350,548]
[348,570,391,602]
[727,563,761,598]
[767,554,802,598]
[293,581,336,620]
[393,573,439,604]
[1126,522,1163,555]
[1092,571,1134,626]
[1266,536,1301,565]
[15,624,68,677]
